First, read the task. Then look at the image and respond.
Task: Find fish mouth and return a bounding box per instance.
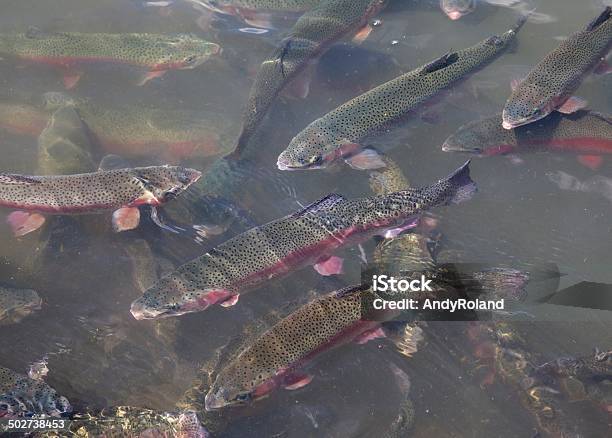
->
[130,300,174,320]
[446,11,463,20]
[276,156,302,171]
[204,391,227,411]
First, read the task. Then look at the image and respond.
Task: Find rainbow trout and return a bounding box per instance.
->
[195,0,321,27]
[1,166,201,236]
[277,18,525,171]
[0,366,71,418]
[130,161,476,319]
[233,0,386,154]
[0,287,41,325]
[443,111,612,160]
[0,29,220,88]
[43,92,234,163]
[502,7,612,129]
[204,266,530,409]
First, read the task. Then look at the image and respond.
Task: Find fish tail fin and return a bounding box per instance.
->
[444,160,477,205]
[471,268,530,301]
[585,6,611,32]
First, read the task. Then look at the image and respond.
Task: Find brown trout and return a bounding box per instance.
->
[43,92,234,163]
[233,0,386,155]
[0,165,201,236]
[0,29,220,88]
[0,366,71,418]
[0,287,41,325]
[130,161,476,319]
[277,18,525,170]
[443,111,612,169]
[502,7,612,129]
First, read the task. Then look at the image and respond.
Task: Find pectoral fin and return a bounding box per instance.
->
[283,373,313,390]
[137,70,167,86]
[352,23,373,44]
[313,255,344,276]
[557,96,588,114]
[354,326,387,345]
[577,154,603,170]
[112,207,141,232]
[7,211,45,237]
[62,71,83,90]
[219,294,240,307]
[345,148,387,170]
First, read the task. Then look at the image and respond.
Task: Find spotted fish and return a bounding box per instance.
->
[277,18,525,170]
[194,0,321,28]
[502,7,612,129]
[0,366,71,418]
[43,92,234,163]
[233,0,386,155]
[440,0,476,20]
[204,265,530,409]
[0,287,41,325]
[130,161,476,319]
[1,166,201,236]
[0,29,221,88]
[443,111,612,168]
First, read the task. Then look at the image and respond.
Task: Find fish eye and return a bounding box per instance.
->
[532,108,542,116]
[235,393,251,402]
[184,55,198,64]
[309,156,323,165]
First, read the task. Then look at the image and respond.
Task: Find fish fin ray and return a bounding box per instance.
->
[352,24,373,44]
[420,52,459,75]
[313,255,343,276]
[283,373,313,390]
[557,96,588,114]
[291,193,346,218]
[345,148,387,170]
[112,207,140,232]
[7,211,45,237]
[137,70,167,86]
[585,6,611,32]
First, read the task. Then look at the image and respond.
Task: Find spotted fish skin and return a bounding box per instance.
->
[204,284,375,410]
[277,18,524,170]
[502,7,612,129]
[198,0,320,17]
[443,111,612,156]
[0,30,220,71]
[233,0,386,154]
[0,366,71,418]
[43,93,233,162]
[130,161,475,320]
[0,287,41,325]
[0,166,201,214]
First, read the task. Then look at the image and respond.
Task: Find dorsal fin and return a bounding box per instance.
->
[420,52,459,75]
[334,283,369,299]
[291,194,346,218]
[0,174,42,185]
[585,7,611,32]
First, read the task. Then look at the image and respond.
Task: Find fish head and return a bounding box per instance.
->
[205,367,267,411]
[502,82,551,129]
[133,166,202,204]
[130,274,231,319]
[442,118,497,154]
[277,126,356,171]
[440,0,476,20]
[155,34,221,70]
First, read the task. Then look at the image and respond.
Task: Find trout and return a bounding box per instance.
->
[502,7,612,129]
[0,287,41,325]
[233,0,386,154]
[277,18,525,171]
[204,265,529,409]
[44,92,234,163]
[194,0,322,27]
[0,166,201,236]
[130,161,476,319]
[0,29,221,88]
[0,366,71,418]
[442,111,612,167]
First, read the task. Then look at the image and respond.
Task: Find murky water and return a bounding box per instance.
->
[0,0,611,437]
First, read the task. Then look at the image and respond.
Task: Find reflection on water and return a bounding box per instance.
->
[0,0,611,436]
